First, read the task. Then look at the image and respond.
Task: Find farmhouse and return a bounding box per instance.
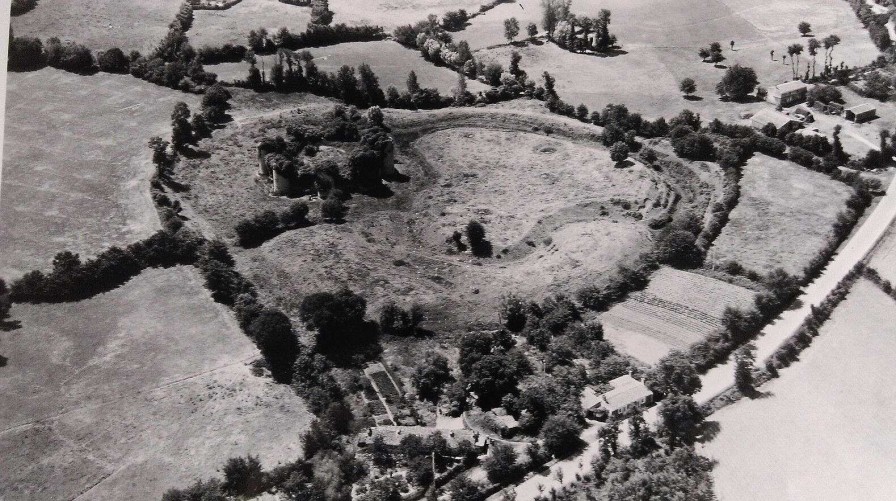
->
[844,103,877,123]
[581,374,653,420]
[767,81,809,107]
[356,426,489,452]
[749,109,800,134]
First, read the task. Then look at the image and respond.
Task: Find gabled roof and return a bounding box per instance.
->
[771,81,808,94]
[750,109,797,129]
[600,375,653,413]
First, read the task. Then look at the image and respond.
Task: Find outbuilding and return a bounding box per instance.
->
[768,81,809,107]
[844,103,877,123]
[749,109,800,134]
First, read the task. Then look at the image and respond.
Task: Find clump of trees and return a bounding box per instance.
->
[698,41,724,64]
[300,287,377,361]
[234,201,310,247]
[310,0,334,26]
[379,301,424,336]
[542,1,617,53]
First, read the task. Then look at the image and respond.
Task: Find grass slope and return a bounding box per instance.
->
[189,0,312,49]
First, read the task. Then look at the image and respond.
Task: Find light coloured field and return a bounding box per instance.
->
[189,0,311,50]
[601,267,756,364]
[869,224,896,283]
[10,0,182,52]
[471,0,878,121]
[0,266,312,501]
[699,279,896,501]
[709,153,852,276]
[330,0,485,29]
[206,40,490,95]
[0,69,199,279]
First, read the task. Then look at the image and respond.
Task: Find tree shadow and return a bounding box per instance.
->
[0,319,21,332]
[161,177,191,193]
[693,420,721,444]
[743,387,774,400]
[591,48,628,58]
[684,95,704,102]
[714,64,728,69]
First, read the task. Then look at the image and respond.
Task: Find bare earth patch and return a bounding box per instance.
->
[708,153,852,276]
[0,266,312,501]
[10,0,183,52]
[601,267,756,364]
[0,69,200,279]
[699,279,896,501]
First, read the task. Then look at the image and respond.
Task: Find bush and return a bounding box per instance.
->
[222,455,267,497]
[8,34,45,71]
[321,196,346,222]
[655,230,703,268]
[541,415,583,458]
[97,48,130,73]
[11,0,38,16]
[45,38,96,74]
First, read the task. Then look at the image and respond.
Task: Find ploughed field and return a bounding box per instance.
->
[0,266,312,501]
[708,153,852,276]
[601,267,756,364]
[175,101,702,333]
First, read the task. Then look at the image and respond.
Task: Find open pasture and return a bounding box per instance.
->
[471,0,878,121]
[189,0,311,50]
[9,0,182,52]
[206,41,489,95]
[700,279,896,501]
[708,153,852,276]
[0,266,312,501]
[0,69,199,279]
[329,0,485,29]
[176,104,665,333]
[601,267,756,364]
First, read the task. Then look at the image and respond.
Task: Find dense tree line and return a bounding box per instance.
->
[845,0,892,51]
[11,0,38,16]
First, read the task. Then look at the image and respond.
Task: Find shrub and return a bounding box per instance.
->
[541,415,583,458]
[11,0,38,16]
[321,196,346,222]
[222,455,267,497]
[8,34,45,71]
[97,48,130,73]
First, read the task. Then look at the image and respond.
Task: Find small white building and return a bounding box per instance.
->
[581,374,653,420]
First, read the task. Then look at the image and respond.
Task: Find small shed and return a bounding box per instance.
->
[768,81,809,107]
[844,103,876,123]
[749,109,800,134]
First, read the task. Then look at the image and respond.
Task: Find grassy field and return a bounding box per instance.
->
[10,0,183,52]
[0,266,312,501]
[206,41,490,95]
[869,224,896,283]
[330,0,485,29]
[0,69,200,280]
[471,0,879,121]
[708,153,852,276]
[175,102,667,333]
[189,0,311,49]
[699,278,896,500]
[601,267,756,364]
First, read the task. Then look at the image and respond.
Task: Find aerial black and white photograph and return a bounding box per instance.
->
[0,0,894,499]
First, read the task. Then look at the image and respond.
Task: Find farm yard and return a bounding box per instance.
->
[206,41,490,95]
[601,267,757,364]
[0,266,312,501]
[188,0,311,50]
[9,0,184,53]
[700,279,896,501]
[708,153,852,276]
[0,69,199,279]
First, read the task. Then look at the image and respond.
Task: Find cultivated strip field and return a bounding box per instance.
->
[188,0,311,49]
[708,153,852,276]
[206,41,490,95]
[10,0,184,52]
[699,279,896,501]
[0,69,199,279]
[602,267,756,364]
[0,266,312,501]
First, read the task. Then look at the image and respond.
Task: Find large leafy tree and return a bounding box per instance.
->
[716,64,758,101]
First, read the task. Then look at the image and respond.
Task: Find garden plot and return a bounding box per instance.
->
[0,69,199,279]
[700,279,896,501]
[708,153,852,276]
[601,267,756,364]
[0,266,312,501]
[188,0,311,49]
[10,0,183,52]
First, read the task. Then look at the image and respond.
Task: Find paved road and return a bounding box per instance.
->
[694,171,896,404]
